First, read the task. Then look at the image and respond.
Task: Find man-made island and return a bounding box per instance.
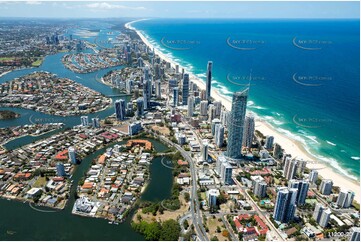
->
[0,72,111,116]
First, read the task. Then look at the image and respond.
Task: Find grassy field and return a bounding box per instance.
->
[31,58,43,67]
[33,177,47,188]
[0,57,15,61]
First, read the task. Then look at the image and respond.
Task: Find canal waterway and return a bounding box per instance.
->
[0,22,174,240]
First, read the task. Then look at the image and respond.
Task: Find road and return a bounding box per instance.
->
[154,133,209,241]
[233,177,285,241]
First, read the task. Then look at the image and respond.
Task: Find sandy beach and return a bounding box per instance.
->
[125,20,360,202]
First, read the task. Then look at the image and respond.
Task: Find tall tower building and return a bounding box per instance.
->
[182,73,189,105]
[216,155,228,175]
[68,147,77,164]
[336,190,355,208]
[214,124,224,148]
[80,116,89,127]
[91,118,100,128]
[264,135,274,149]
[213,101,222,117]
[200,100,208,117]
[226,89,248,160]
[173,87,179,107]
[283,158,299,180]
[220,110,229,127]
[288,179,309,205]
[350,227,360,241]
[201,142,209,162]
[211,118,221,135]
[206,61,213,103]
[187,96,194,117]
[309,170,318,184]
[273,143,282,159]
[221,162,233,185]
[56,162,66,177]
[136,97,144,117]
[319,179,333,195]
[155,80,161,98]
[273,187,298,223]
[242,114,255,148]
[313,203,331,227]
[114,99,126,120]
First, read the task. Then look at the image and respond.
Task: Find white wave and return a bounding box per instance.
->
[217,85,233,95]
[272,119,284,125]
[351,156,360,160]
[196,73,206,78]
[272,112,282,117]
[247,100,255,106]
[253,105,266,110]
[326,140,336,146]
[303,146,359,180]
[306,135,319,144]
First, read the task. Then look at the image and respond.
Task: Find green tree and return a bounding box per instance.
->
[144,222,161,240]
[159,219,181,241]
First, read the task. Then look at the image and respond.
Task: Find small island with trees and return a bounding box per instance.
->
[0,110,20,120]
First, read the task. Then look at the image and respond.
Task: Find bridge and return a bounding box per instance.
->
[155,151,177,156]
[106,94,132,98]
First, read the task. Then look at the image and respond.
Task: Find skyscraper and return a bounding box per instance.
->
[253,177,267,198]
[143,66,152,109]
[136,97,144,117]
[214,124,224,148]
[211,118,221,135]
[220,162,233,185]
[206,61,212,102]
[68,146,76,164]
[226,89,248,160]
[213,101,222,117]
[273,143,282,159]
[173,87,179,107]
[350,227,360,241]
[91,118,100,128]
[200,100,208,117]
[283,158,299,180]
[288,179,309,205]
[114,99,126,120]
[220,110,229,127]
[319,208,331,227]
[336,190,355,208]
[273,187,297,223]
[242,115,255,148]
[216,155,227,175]
[313,203,331,227]
[80,116,89,127]
[319,179,333,195]
[187,96,194,117]
[201,142,208,162]
[309,170,318,184]
[182,73,189,105]
[264,135,274,149]
[56,162,66,177]
[155,80,161,98]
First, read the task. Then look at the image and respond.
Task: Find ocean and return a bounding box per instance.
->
[131,18,360,180]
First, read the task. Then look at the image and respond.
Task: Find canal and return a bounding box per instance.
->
[0,22,174,240]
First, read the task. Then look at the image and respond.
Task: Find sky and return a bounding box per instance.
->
[0,1,359,19]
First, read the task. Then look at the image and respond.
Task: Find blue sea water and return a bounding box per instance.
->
[132,18,360,180]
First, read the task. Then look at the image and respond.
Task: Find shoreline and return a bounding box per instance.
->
[125,20,360,202]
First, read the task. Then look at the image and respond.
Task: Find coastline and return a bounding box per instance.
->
[125,20,360,202]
